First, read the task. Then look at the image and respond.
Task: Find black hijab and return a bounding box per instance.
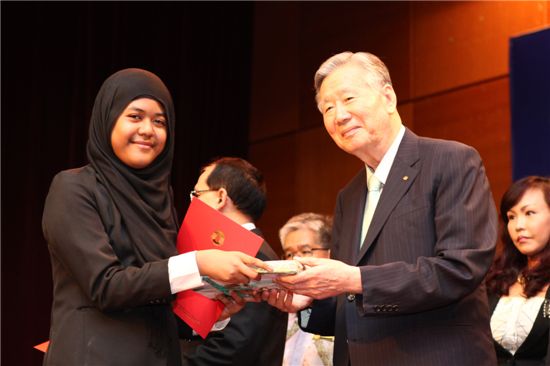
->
[86,68,178,266]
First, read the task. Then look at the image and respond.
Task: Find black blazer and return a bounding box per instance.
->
[303,129,498,366]
[182,229,288,366]
[489,287,550,365]
[43,166,181,366]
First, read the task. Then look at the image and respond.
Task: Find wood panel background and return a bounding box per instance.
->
[248,1,550,253]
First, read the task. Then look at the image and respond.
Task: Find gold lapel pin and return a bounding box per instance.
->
[402,176,409,181]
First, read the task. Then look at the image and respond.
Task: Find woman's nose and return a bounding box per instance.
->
[138,118,154,135]
[514,216,525,231]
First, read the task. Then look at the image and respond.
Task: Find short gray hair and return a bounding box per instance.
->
[279,212,333,249]
[314,51,393,105]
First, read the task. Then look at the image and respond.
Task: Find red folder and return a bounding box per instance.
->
[173,198,263,338]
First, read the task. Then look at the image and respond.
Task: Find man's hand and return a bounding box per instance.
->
[260,290,312,313]
[216,291,246,321]
[196,249,271,284]
[275,257,362,299]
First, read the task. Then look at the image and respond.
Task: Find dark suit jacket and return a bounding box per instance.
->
[489,287,550,365]
[182,228,288,366]
[42,166,181,366]
[304,129,498,366]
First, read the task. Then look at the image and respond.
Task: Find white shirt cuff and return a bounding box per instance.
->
[212,318,231,331]
[168,251,203,294]
[192,317,231,337]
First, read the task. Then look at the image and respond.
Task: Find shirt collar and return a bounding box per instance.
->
[242,222,256,231]
[365,125,405,186]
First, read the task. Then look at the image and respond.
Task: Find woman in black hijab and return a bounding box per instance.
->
[42,69,265,366]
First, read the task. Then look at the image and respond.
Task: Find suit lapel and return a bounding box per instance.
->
[342,171,368,264]
[356,129,420,264]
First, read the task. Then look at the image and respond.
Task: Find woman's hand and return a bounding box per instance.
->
[196,249,271,284]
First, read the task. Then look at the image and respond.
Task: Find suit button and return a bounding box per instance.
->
[347,294,355,302]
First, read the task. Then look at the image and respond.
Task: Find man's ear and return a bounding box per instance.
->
[382,84,397,113]
[216,188,229,209]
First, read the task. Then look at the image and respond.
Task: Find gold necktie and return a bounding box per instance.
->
[360,174,383,248]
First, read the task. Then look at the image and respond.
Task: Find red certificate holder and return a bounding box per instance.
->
[173,199,262,338]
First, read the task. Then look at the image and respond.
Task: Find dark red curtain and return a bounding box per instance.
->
[1,2,254,364]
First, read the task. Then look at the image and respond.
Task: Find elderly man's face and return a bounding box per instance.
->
[282,228,330,260]
[318,63,394,158]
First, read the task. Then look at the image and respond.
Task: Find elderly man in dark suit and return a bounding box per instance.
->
[266,52,498,366]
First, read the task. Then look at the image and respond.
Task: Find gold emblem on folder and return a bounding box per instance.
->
[211,230,225,246]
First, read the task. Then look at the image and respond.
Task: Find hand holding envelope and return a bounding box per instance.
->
[194,260,304,299]
[196,249,270,284]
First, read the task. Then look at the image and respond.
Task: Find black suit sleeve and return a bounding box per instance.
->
[183,302,286,366]
[298,297,336,337]
[182,239,287,366]
[43,170,172,311]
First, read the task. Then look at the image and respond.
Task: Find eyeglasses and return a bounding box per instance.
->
[283,247,329,259]
[189,189,217,201]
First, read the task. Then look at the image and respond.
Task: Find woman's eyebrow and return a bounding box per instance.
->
[127,107,166,117]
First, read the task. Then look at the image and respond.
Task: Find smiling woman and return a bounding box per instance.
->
[1,3,256,364]
[111,98,168,169]
[42,68,184,366]
[41,68,268,366]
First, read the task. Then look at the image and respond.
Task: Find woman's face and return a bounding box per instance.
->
[506,187,550,259]
[111,98,167,169]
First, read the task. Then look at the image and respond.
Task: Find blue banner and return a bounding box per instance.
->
[509,27,550,179]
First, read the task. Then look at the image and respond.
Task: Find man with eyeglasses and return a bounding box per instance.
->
[279,213,334,366]
[280,213,331,260]
[180,157,287,366]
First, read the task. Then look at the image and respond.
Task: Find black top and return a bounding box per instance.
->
[489,287,550,366]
